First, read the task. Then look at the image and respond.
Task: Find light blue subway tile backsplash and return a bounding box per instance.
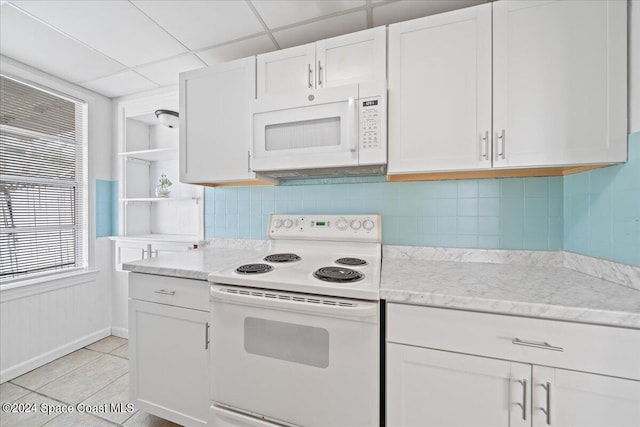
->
[564,132,640,266]
[205,176,564,252]
[203,132,639,267]
[96,179,118,238]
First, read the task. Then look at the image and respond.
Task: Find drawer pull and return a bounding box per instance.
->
[512,338,563,352]
[154,289,176,296]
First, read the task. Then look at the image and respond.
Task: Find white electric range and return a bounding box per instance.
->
[208,214,381,427]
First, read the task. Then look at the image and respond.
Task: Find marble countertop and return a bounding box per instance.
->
[121,238,639,329]
[381,257,640,329]
[122,247,263,281]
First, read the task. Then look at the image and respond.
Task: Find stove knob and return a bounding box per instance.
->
[283,219,293,229]
[336,218,348,231]
[350,219,362,230]
[273,219,283,228]
[363,219,375,231]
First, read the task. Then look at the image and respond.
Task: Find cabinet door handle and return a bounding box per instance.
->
[205,322,210,350]
[496,129,506,159]
[480,131,489,160]
[153,289,176,296]
[516,379,527,420]
[308,64,313,89]
[317,60,323,87]
[540,381,552,425]
[512,338,563,352]
[247,151,251,172]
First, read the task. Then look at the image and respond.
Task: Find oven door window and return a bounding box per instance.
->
[244,317,329,368]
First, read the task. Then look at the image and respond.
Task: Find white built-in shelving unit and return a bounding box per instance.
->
[114,91,204,269]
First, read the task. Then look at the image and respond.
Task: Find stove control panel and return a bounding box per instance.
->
[268,214,381,242]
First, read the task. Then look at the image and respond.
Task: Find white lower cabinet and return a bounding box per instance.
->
[129,273,210,427]
[386,303,640,427]
[531,366,640,427]
[115,239,199,270]
[387,344,530,427]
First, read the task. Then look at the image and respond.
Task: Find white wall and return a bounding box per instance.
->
[0,56,114,382]
[631,0,640,133]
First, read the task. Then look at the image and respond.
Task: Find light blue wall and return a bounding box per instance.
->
[95,179,118,237]
[201,132,639,266]
[564,132,640,266]
[204,176,564,251]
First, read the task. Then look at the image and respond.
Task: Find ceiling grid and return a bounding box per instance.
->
[0,0,486,98]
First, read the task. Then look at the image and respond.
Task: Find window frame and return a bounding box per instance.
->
[0,72,89,285]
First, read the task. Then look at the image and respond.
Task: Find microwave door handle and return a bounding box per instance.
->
[348,97,357,152]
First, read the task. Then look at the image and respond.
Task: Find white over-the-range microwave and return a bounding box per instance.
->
[250,82,387,179]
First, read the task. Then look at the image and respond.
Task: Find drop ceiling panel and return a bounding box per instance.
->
[0,4,125,84]
[198,35,277,66]
[372,0,487,26]
[251,0,366,29]
[136,54,205,86]
[132,0,264,51]
[274,11,368,49]
[11,0,187,67]
[81,71,158,98]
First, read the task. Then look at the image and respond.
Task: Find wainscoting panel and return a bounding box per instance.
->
[0,271,111,382]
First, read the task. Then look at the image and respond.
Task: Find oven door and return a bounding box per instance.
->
[251,85,359,172]
[209,284,379,427]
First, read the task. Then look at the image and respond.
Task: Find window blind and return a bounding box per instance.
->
[0,75,86,281]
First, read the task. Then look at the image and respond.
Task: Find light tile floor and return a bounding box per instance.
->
[0,337,181,427]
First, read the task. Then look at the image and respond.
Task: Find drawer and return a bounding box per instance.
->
[129,273,208,311]
[387,303,640,380]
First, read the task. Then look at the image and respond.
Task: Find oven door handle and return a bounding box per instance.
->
[212,404,294,427]
[210,286,378,319]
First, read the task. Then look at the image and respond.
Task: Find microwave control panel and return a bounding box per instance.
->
[360,97,381,150]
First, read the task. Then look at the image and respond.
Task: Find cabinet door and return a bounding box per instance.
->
[179,57,256,184]
[129,299,209,427]
[315,27,386,89]
[150,241,193,258]
[388,4,492,174]
[532,366,640,427]
[387,343,530,427]
[115,241,149,271]
[256,43,316,97]
[493,0,627,168]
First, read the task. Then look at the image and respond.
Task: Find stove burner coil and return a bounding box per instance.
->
[335,257,368,266]
[264,253,301,263]
[313,266,364,283]
[236,264,274,274]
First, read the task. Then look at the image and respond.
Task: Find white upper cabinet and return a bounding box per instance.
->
[388,4,492,174]
[180,57,261,184]
[257,27,386,98]
[315,27,386,89]
[492,0,627,168]
[257,43,316,97]
[388,0,627,177]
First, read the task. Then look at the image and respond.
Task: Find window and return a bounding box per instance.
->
[0,75,87,281]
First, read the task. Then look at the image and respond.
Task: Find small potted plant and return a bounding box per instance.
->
[155,173,172,198]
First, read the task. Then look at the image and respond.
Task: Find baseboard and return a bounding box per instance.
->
[111,326,129,339]
[0,327,111,383]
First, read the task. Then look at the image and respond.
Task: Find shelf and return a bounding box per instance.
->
[118,148,176,162]
[121,197,200,203]
[110,233,203,243]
